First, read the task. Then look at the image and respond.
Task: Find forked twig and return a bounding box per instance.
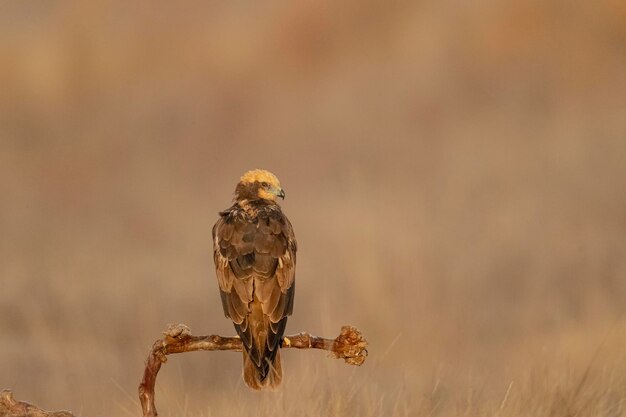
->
[138,324,368,417]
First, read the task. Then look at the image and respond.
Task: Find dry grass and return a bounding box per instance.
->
[1,1,626,416]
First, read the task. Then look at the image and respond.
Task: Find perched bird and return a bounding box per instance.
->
[212,169,297,389]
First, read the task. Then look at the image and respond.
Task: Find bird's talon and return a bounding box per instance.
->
[283,337,291,347]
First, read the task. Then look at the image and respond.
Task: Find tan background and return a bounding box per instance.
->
[1,1,626,416]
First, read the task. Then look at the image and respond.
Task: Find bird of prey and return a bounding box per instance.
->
[212,169,297,389]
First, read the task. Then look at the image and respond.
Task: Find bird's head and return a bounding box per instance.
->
[234,169,285,203]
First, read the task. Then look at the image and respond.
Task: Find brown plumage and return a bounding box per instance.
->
[212,169,296,389]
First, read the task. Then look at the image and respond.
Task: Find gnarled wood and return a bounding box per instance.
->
[0,390,74,417]
[138,324,368,417]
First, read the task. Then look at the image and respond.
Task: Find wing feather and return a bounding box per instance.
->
[260,278,282,316]
[232,276,253,303]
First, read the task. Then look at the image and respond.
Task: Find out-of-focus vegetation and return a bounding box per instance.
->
[1,1,625,416]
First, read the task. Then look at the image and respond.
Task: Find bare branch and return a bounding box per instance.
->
[138,324,368,417]
[0,390,74,417]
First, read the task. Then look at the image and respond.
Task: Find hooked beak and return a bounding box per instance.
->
[278,189,286,199]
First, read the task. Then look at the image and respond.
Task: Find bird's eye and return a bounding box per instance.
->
[261,182,269,187]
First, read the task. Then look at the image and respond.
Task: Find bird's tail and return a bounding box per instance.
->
[243,349,282,390]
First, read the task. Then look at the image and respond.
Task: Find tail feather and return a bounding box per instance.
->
[243,349,282,390]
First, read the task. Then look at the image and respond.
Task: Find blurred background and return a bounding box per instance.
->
[1,1,626,416]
